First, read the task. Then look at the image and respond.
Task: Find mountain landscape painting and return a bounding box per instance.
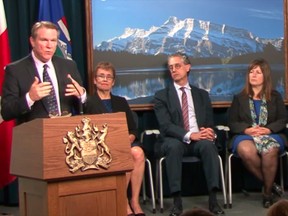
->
[91,0,285,105]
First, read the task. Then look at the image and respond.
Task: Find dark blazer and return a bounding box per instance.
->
[228,90,287,144]
[154,84,220,193]
[84,93,138,138]
[153,83,214,142]
[1,55,83,125]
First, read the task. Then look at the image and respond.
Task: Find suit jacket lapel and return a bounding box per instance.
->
[168,84,183,126]
[190,87,201,118]
[169,84,181,113]
[26,55,41,81]
[242,96,251,118]
[52,58,63,93]
[26,55,50,114]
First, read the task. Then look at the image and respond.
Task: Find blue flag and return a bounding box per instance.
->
[38,0,72,59]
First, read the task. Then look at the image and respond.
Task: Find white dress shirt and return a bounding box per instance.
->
[174,82,199,143]
[26,51,61,115]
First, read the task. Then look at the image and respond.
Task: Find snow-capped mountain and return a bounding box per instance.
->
[96,16,283,58]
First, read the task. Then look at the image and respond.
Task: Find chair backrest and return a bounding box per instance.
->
[131,111,139,128]
[140,129,160,158]
[140,129,160,143]
[215,125,230,152]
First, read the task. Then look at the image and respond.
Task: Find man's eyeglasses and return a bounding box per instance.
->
[96,74,114,81]
[168,63,183,71]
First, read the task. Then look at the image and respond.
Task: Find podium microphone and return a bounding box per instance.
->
[68,75,84,115]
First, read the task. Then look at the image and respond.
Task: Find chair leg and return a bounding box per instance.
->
[142,171,147,204]
[224,150,229,206]
[218,155,227,208]
[159,157,165,213]
[278,151,287,193]
[145,158,156,213]
[280,155,284,191]
[155,161,159,204]
[228,154,233,208]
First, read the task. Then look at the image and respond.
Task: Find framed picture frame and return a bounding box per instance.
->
[85,0,287,110]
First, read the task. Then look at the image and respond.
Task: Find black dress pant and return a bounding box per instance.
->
[160,137,220,194]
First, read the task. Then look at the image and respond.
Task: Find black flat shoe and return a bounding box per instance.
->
[272,183,283,197]
[209,202,225,215]
[169,205,183,216]
[262,195,273,208]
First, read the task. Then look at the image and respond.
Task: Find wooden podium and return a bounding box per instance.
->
[10,112,133,216]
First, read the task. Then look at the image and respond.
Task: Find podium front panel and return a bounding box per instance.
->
[11,112,133,181]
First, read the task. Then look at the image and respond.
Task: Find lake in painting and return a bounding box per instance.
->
[112,63,285,104]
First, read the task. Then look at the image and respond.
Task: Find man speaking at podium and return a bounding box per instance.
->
[1,21,86,125]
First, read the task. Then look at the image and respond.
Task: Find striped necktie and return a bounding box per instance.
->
[180,87,189,131]
[43,64,58,115]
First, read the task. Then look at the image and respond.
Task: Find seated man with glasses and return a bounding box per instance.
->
[153,53,224,216]
[84,61,146,216]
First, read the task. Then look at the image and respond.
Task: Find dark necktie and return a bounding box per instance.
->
[43,64,58,115]
[180,87,189,131]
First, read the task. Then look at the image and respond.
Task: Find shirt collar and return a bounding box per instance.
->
[31,51,53,69]
[174,82,191,91]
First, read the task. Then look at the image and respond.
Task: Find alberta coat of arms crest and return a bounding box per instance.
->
[63,117,112,173]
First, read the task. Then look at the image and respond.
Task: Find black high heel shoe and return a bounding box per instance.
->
[262,195,273,208]
[129,204,145,216]
[272,183,283,197]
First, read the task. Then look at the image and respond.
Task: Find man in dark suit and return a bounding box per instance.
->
[1,21,86,125]
[153,53,224,216]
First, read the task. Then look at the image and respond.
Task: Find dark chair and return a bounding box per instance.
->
[140,129,159,213]
[133,112,156,213]
[141,129,227,213]
[142,157,156,213]
[217,125,288,208]
[157,156,227,213]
